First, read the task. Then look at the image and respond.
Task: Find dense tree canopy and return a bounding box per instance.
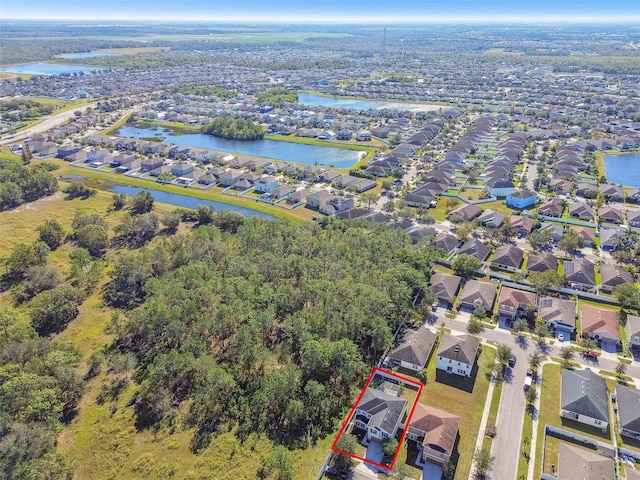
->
[202,116,264,140]
[109,218,435,450]
[0,160,58,211]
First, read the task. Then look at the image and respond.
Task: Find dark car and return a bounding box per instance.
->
[508,355,516,368]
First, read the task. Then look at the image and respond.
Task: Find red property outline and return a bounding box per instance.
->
[330,367,423,471]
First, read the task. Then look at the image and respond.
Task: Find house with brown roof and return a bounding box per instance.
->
[497,286,536,320]
[557,443,614,480]
[580,305,622,348]
[386,328,436,372]
[549,178,572,194]
[599,264,634,293]
[509,215,535,236]
[526,252,558,273]
[490,245,524,270]
[429,273,462,307]
[598,205,624,224]
[538,197,564,217]
[538,296,576,337]
[436,334,479,378]
[447,203,482,222]
[458,280,497,313]
[407,403,460,465]
[569,227,596,247]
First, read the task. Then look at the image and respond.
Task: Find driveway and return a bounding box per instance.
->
[363,440,383,475]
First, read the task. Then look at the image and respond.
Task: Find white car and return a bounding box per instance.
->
[557,333,565,341]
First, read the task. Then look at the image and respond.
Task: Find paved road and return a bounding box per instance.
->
[433,313,640,480]
[0,102,98,147]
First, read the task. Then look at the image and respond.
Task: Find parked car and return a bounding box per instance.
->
[557,332,565,341]
[508,355,516,368]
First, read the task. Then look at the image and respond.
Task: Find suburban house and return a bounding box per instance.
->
[509,214,535,236]
[616,385,640,440]
[599,183,624,202]
[538,296,576,338]
[626,188,640,205]
[477,209,506,229]
[386,328,437,372]
[599,264,634,293]
[526,252,558,273]
[497,286,536,321]
[319,196,354,215]
[557,443,614,480]
[580,305,622,349]
[626,314,640,351]
[434,233,459,254]
[549,178,573,194]
[483,177,515,198]
[560,368,609,431]
[353,387,408,442]
[447,204,482,222]
[570,227,596,247]
[564,258,596,291]
[600,228,626,252]
[436,334,480,378]
[306,189,333,209]
[490,245,524,270]
[539,222,564,243]
[627,210,640,228]
[538,197,564,217]
[506,189,537,209]
[456,238,491,262]
[254,176,279,193]
[598,205,624,224]
[429,273,462,307]
[568,202,595,221]
[458,280,497,313]
[575,183,598,198]
[406,403,460,465]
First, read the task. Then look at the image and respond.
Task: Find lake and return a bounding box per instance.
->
[603,154,640,187]
[109,185,274,219]
[298,92,441,113]
[58,52,121,59]
[117,126,365,168]
[2,63,111,76]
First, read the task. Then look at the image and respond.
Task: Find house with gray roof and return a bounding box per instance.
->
[557,443,614,480]
[458,280,497,313]
[457,238,491,262]
[560,368,609,431]
[506,189,537,209]
[599,263,634,293]
[436,334,479,378]
[354,387,408,442]
[538,296,576,337]
[447,203,482,222]
[483,177,515,198]
[429,273,462,306]
[538,197,564,217]
[387,327,437,372]
[406,226,437,244]
[478,209,506,229]
[600,227,626,252]
[564,258,595,291]
[599,183,623,202]
[626,314,640,351]
[434,233,459,254]
[539,222,564,243]
[569,202,595,221]
[628,209,640,228]
[616,385,640,440]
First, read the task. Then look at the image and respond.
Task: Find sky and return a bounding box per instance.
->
[2,0,640,22]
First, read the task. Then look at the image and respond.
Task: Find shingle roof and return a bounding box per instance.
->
[558,443,614,480]
[538,297,576,328]
[356,388,408,435]
[409,403,460,457]
[616,385,640,436]
[498,286,536,309]
[564,258,595,286]
[388,328,437,369]
[580,305,621,341]
[459,280,497,309]
[526,252,558,272]
[599,264,633,288]
[457,239,491,261]
[437,333,479,365]
[429,273,462,302]
[561,368,608,422]
[491,245,524,268]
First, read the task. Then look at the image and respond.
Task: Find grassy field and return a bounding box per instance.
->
[0,71,34,82]
[394,346,496,480]
[0,185,352,480]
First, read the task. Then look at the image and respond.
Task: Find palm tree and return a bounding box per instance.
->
[559,346,575,368]
[496,344,513,372]
[528,351,544,371]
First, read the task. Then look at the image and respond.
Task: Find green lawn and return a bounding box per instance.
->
[534,363,613,479]
[395,346,497,480]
